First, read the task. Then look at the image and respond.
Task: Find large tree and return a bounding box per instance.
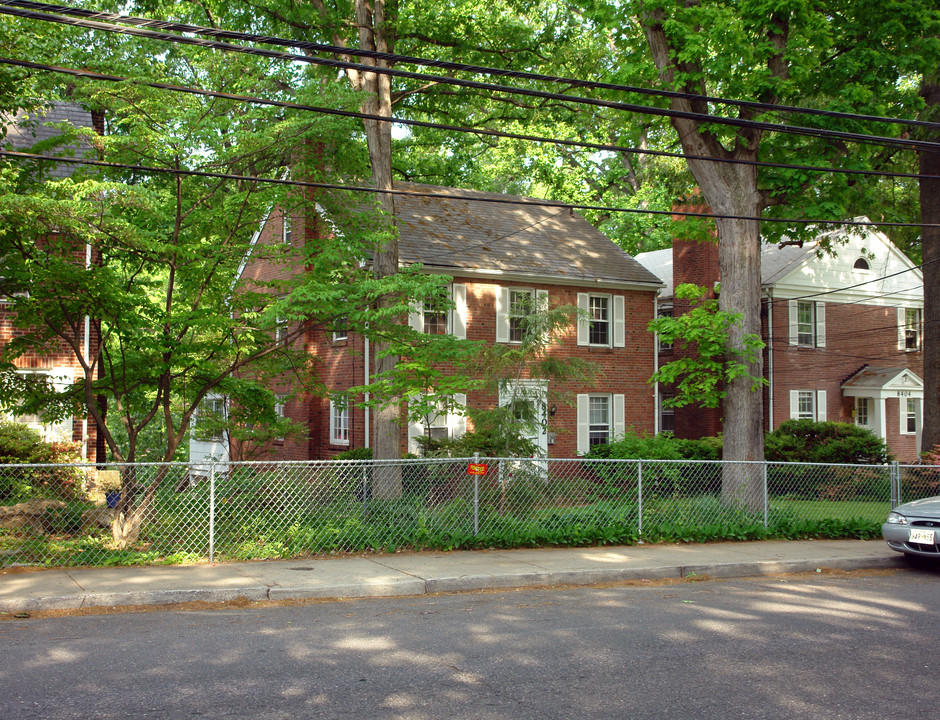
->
[0,29,455,539]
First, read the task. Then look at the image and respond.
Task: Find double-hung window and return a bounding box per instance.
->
[657,307,674,351]
[897,308,922,351]
[904,398,918,435]
[577,293,625,348]
[588,395,611,447]
[855,397,870,427]
[797,302,814,346]
[409,284,467,339]
[508,289,534,343]
[790,390,826,422]
[576,393,625,454]
[330,400,349,445]
[789,300,825,348]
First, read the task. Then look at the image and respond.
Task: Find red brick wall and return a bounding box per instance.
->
[766,298,923,461]
[664,223,724,439]
[1,236,102,460]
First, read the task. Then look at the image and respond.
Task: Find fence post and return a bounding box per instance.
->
[763,461,769,528]
[362,464,369,516]
[473,453,480,536]
[637,458,643,537]
[208,462,216,563]
[890,461,901,508]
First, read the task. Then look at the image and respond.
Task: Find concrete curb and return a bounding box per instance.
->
[0,544,905,614]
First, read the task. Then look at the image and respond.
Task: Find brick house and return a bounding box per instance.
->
[635,219,924,461]
[0,102,104,461]
[217,183,664,461]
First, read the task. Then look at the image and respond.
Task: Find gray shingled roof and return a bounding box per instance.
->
[393,183,663,288]
[3,101,96,180]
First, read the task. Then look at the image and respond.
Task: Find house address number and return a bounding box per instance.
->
[896,391,912,397]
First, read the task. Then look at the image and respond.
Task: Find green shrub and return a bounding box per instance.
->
[0,420,84,502]
[765,420,889,464]
[587,431,684,461]
[673,435,723,460]
[335,447,373,461]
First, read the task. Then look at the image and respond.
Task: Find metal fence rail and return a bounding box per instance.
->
[1,457,936,567]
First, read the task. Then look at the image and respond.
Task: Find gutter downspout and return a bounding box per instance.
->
[766,288,774,431]
[653,293,660,434]
[82,242,91,461]
[364,336,370,449]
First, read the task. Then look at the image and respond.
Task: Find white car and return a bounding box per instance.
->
[882,496,940,559]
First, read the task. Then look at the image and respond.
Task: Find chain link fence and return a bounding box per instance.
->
[1,456,936,568]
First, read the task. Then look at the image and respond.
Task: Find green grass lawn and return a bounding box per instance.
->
[769,498,889,523]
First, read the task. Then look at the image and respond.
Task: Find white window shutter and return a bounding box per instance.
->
[613,295,625,348]
[815,302,826,348]
[452,284,467,340]
[50,368,75,442]
[495,286,510,343]
[816,390,827,421]
[577,293,589,346]
[408,301,423,332]
[576,394,589,455]
[537,289,549,343]
[329,400,336,441]
[788,300,798,345]
[406,396,424,455]
[451,393,467,438]
[897,307,906,351]
[613,394,625,438]
[789,390,799,420]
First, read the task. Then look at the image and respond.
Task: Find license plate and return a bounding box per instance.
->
[909,528,936,544]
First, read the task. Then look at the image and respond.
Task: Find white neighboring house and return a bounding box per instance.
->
[635,219,924,460]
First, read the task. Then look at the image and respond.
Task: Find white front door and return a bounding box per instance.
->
[499,380,548,457]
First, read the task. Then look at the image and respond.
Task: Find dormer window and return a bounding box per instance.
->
[853,257,870,271]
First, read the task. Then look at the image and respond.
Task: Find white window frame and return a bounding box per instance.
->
[282,213,292,244]
[855,397,870,427]
[329,400,349,446]
[659,391,675,433]
[657,306,674,351]
[497,286,548,344]
[902,397,919,435]
[407,393,467,455]
[3,368,75,442]
[576,393,625,454]
[577,292,625,348]
[409,284,467,340]
[789,389,827,422]
[788,300,826,348]
[508,287,534,343]
[196,396,227,442]
[898,307,922,352]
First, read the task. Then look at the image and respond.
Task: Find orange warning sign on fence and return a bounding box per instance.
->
[467,463,488,476]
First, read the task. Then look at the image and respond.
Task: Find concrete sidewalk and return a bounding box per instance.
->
[0,539,903,613]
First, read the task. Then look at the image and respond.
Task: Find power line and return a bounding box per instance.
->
[7,56,936,183]
[3,148,937,230]
[6,0,940,135]
[2,2,939,153]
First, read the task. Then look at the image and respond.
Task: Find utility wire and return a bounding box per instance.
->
[2,2,939,152]
[6,56,936,183]
[5,0,940,134]
[2,148,937,230]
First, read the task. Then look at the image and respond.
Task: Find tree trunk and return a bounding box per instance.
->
[641,13,766,511]
[920,73,940,453]
[354,0,402,498]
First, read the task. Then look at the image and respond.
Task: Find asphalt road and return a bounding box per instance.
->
[2,565,939,720]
